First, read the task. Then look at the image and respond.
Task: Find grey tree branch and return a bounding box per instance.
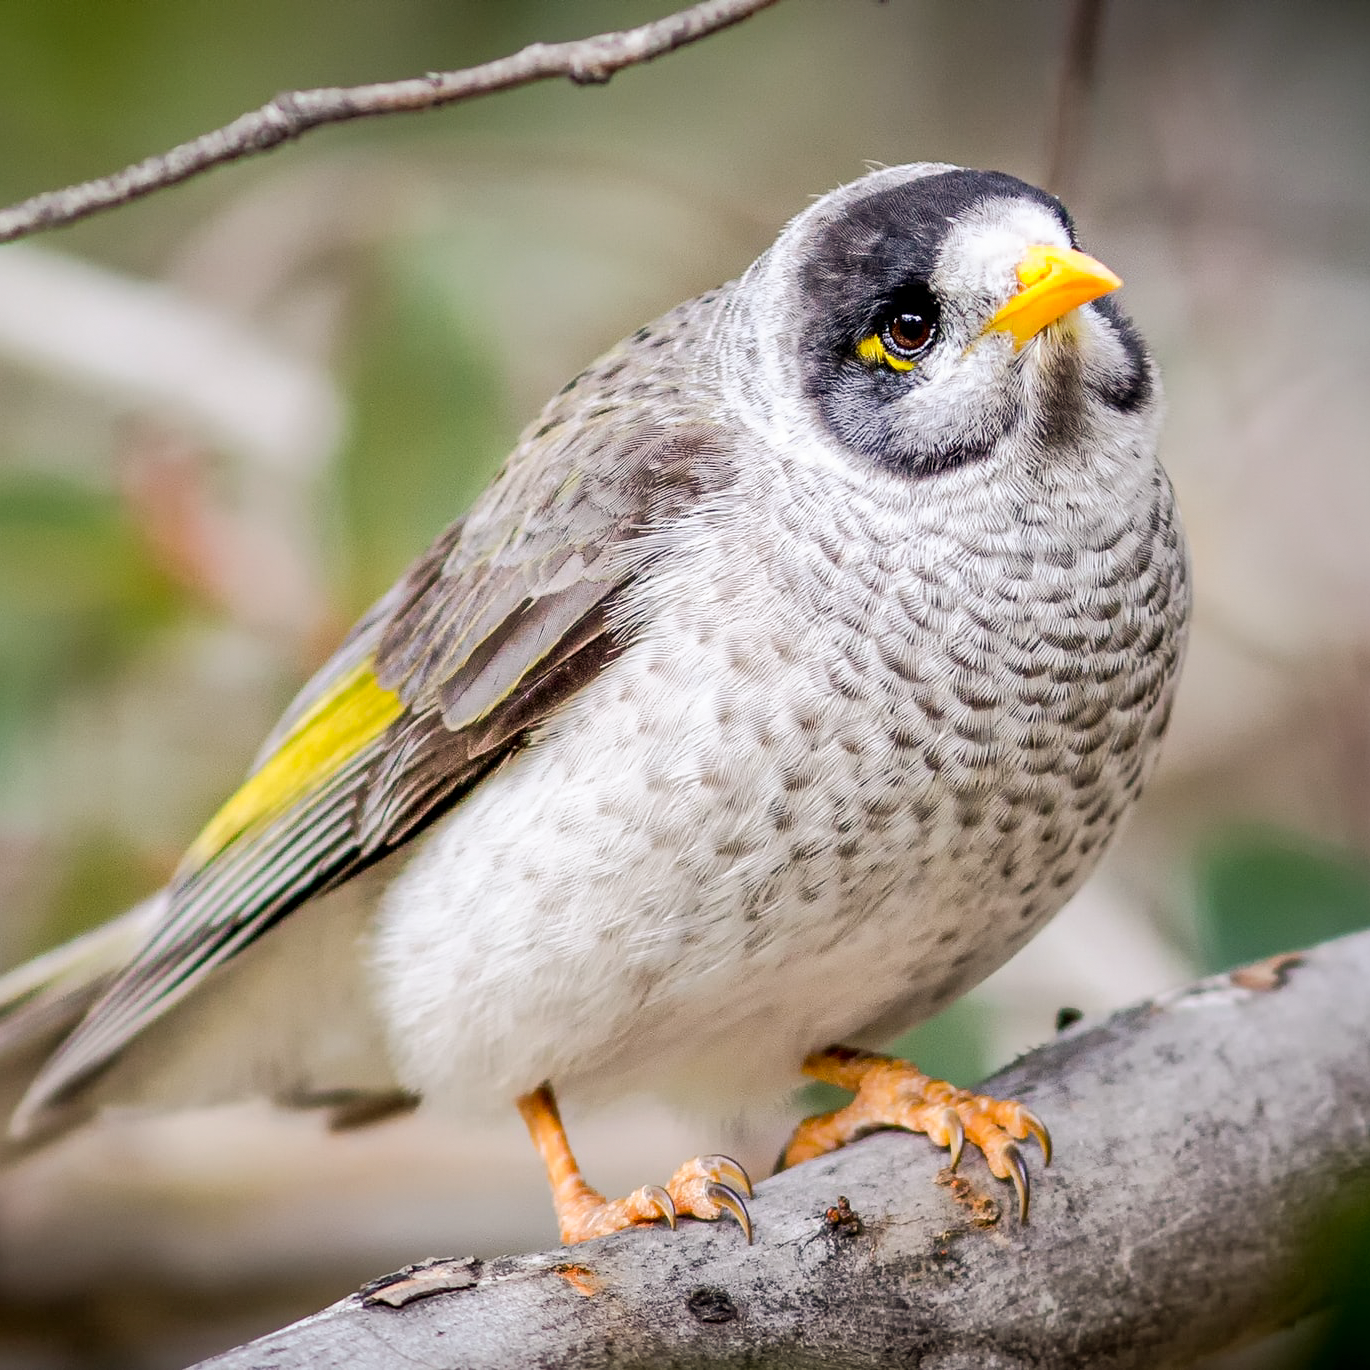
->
[0,0,784,244]
[195,930,1370,1369]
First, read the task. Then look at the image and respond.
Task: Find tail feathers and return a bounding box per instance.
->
[0,894,164,1150]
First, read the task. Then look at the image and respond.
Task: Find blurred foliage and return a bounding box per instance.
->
[1293,1185,1370,1370]
[339,235,512,608]
[38,828,159,952]
[1193,827,1370,974]
[0,470,179,769]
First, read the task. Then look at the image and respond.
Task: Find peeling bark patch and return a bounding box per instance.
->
[1230,952,1304,992]
[686,1286,739,1323]
[553,1263,601,1297]
[360,1256,481,1308]
[936,1169,1002,1227]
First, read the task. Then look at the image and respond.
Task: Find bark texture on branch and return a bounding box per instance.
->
[196,929,1370,1369]
[0,0,783,243]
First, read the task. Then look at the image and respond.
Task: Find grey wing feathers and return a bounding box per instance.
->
[10,753,379,1133]
[0,896,167,1150]
[12,289,737,1131]
[0,897,166,1061]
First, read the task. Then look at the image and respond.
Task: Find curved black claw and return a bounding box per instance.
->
[1021,1109,1052,1166]
[703,1154,754,1198]
[1002,1141,1030,1223]
[705,1181,753,1244]
[643,1183,677,1230]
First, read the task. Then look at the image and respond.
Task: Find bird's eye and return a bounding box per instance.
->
[886,311,934,357]
[854,286,940,373]
[881,289,939,361]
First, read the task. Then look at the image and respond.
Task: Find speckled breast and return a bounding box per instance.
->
[622,440,1191,1045]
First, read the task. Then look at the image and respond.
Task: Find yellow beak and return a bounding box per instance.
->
[986,244,1122,349]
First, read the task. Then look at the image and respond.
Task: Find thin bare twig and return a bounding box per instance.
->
[1045,0,1107,199]
[0,0,784,244]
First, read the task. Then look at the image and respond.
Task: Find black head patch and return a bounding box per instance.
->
[794,169,1078,477]
[1088,293,1154,413]
[798,169,1074,334]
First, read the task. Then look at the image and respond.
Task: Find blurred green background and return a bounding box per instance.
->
[0,1,1368,1365]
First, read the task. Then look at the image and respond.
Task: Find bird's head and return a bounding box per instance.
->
[735,164,1157,483]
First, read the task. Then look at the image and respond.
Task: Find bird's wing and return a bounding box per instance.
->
[16,316,734,1126]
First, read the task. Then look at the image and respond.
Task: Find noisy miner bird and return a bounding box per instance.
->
[0,163,1188,1242]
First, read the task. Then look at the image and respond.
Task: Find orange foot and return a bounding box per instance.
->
[517,1083,753,1244]
[782,1046,1051,1221]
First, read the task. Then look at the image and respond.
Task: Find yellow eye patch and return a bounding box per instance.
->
[855,334,916,373]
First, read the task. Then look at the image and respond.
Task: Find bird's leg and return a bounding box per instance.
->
[782,1045,1051,1221]
[516,1082,753,1244]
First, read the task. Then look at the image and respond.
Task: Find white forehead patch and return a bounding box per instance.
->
[934,197,1071,304]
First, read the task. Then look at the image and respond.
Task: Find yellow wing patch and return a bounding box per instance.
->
[184,661,404,868]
